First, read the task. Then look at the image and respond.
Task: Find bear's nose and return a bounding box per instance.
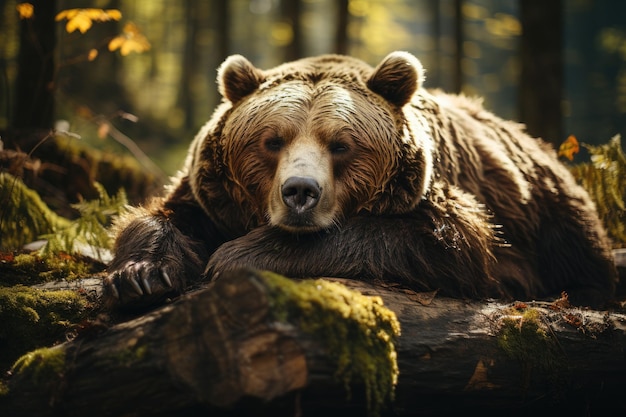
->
[282,176,321,212]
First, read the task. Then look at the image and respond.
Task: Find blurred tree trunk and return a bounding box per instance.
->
[179,2,199,131]
[12,0,56,129]
[519,0,563,145]
[282,0,302,61]
[334,0,349,55]
[453,0,463,94]
[214,0,230,62]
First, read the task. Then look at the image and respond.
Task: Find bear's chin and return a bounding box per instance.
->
[270,212,335,234]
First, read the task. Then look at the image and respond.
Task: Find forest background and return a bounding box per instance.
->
[2,0,626,178]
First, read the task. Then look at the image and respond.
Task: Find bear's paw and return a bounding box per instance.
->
[104,259,182,309]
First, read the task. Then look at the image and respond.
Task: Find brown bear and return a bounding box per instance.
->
[104,51,617,309]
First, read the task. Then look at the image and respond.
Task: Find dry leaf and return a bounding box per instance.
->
[401,288,438,305]
[87,48,99,61]
[97,122,110,139]
[558,135,580,161]
[16,3,34,19]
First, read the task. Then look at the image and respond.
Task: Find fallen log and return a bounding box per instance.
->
[2,268,625,416]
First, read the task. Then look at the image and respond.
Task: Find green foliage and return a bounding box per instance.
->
[570,135,626,246]
[0,173,70,250]
[10,345,66,388]
[0,252,98,287]
[1,172,127,257]
[497,306,566,391]
[262,271,400,417]
[39,182,127,259]
[0,285,91,372]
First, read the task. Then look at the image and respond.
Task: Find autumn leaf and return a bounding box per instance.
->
[108,22,151,56]
[16,3,34,19]
[558,135,580,161]
[87,48,99,61]
[55,8,122,34]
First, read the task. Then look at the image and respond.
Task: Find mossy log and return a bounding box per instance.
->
[2,269,626,417]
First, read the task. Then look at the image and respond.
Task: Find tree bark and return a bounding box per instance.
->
[3,269,625,416]
[12,0,57,129]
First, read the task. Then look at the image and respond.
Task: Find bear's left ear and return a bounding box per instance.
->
[218,55,265,104]
[367,51,424,107]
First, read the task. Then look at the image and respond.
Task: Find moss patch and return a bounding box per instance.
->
[0,285,93,372]
[115,342,149,367]
[497,306,566,391]
[0,252,100,287]
[10,345,66,386]
[261,271,400,416]
[0,173,70,251]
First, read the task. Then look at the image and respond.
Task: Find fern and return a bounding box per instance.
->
[40,183,128,259]
[570,135,626,247]
[0,172,127,258]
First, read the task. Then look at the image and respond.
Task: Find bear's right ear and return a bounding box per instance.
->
[218,55,264,104]
[367,51,424,107]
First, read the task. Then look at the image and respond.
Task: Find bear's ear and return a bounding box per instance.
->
[218,55,264,104]
[367,51,424,107]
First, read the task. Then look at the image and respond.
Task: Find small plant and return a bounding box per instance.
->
[560,135,626,247]
[40,183,127,259]
[0,172,127,258]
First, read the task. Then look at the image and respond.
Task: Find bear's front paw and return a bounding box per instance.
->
[104,260,184,309]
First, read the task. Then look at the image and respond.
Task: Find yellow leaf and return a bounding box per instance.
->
[55,8,122,34]
[66,13,93,34]
[108,22,151,55]
[558,135,580,161]
[87,49,99,61]
[108,37,125,52]
[55,9,78,21]
[105,9,122,20]
[84,8,122,21]
[16,3,34,19]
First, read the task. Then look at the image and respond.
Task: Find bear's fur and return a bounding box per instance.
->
[104,51,617,309]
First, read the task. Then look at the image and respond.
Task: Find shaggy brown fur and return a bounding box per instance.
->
[104,51,617,309]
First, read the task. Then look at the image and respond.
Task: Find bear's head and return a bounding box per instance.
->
[194,51,435,233]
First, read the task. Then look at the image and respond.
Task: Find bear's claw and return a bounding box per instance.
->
[104,260,181,309]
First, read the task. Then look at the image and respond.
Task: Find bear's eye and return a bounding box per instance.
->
[264,137,285,152]
[329,141,349,155]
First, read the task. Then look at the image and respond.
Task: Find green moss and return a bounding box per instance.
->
[0,380,8,396]
[0,173,70,250]
[11,346,66,385]
[261,271,400,417]
[0,252,99,287]
[115,343,149,366]
[497,307,565,389]
[0,285,91,372]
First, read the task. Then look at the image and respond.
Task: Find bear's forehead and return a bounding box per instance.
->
[239,80,378,127]
[257,56,373,93]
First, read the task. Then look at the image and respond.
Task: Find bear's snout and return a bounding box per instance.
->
[282,176,321,213]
